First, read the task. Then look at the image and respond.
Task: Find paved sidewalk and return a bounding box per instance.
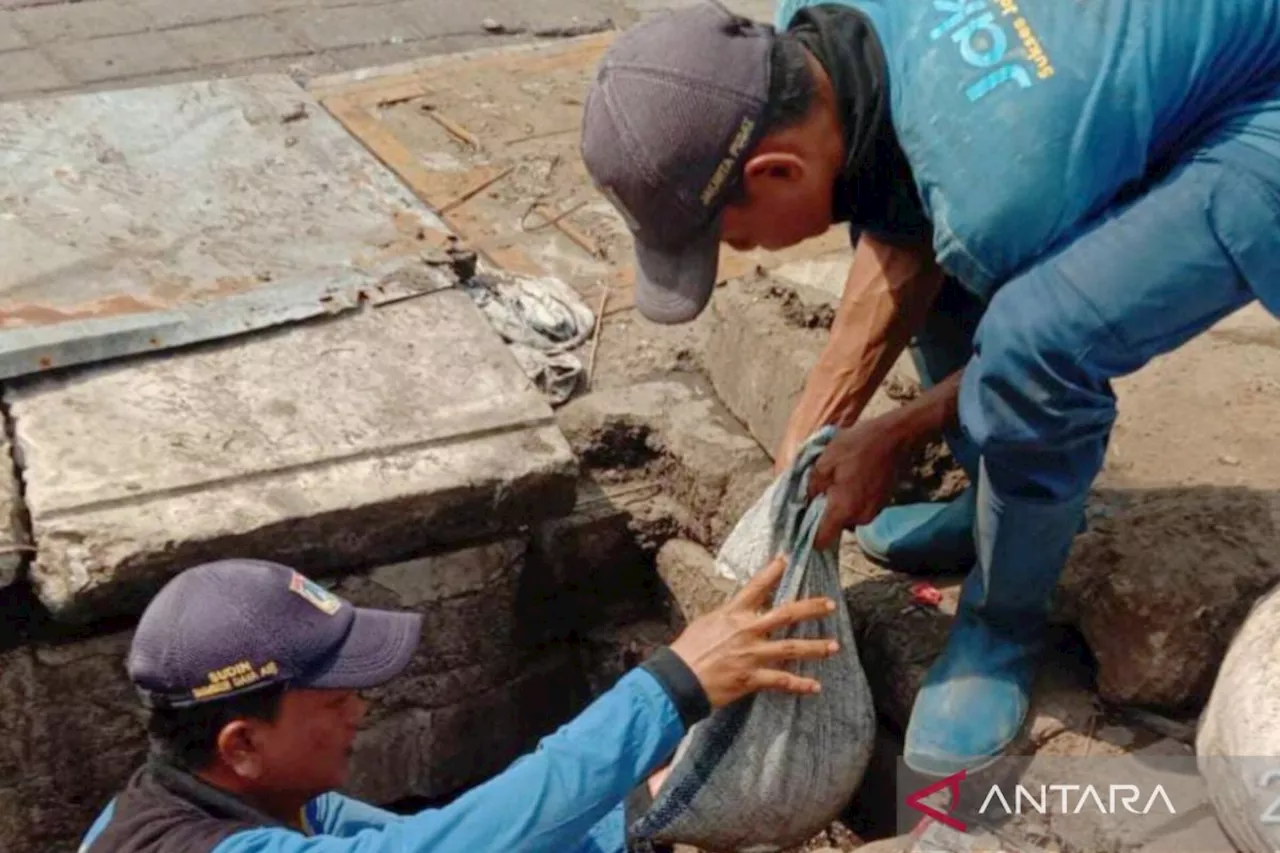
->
[0,0,773,101]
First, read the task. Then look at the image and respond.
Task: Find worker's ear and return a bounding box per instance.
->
[742,151,807,184]
[217,720,266,780]
[739,151,808,202]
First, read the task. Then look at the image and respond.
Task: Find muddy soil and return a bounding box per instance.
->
[766,284,837,331]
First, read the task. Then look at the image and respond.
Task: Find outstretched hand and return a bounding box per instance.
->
[669,555,839,709]
[807,414,909,550]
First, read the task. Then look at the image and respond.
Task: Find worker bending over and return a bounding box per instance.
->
[580,0,1280,775]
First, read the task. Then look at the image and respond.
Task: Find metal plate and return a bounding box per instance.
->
[0,74,453,379]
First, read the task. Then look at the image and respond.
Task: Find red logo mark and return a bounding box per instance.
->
[905,769,968,831]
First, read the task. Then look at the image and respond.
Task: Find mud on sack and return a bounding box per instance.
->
[632,427,876,852]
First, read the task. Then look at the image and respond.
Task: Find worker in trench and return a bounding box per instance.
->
[78,557,838,853]
[579,0,1280,776]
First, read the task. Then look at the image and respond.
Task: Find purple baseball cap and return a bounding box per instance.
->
[581,0,774,324]
[127,559,423,709]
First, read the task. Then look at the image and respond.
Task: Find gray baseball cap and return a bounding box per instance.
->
[581,1,774,324]
[128,559,423,709]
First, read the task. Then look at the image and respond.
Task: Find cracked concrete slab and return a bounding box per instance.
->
[8,291,578,623]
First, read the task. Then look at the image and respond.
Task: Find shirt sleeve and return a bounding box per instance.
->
[212,662,702,853]
[305,793,402,836]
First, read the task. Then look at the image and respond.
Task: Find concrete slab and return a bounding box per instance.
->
[702,272,913,461]
[8,291,578,622]
[0,73,455,380]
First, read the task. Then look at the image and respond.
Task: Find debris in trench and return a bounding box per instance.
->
[440,248,596,406]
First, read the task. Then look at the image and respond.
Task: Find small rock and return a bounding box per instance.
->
[482,17,503,32]
[1220,454,1241,466]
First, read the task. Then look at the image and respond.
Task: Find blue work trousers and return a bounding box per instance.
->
[936,86,1280,506]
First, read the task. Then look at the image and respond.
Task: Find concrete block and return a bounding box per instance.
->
[557,376,774,547]
[524,479,678,638]
[346,646,590,806]
[0,540,574,853]
[655,538,735,625]
[10,292,577,622]
[702,275,906,463]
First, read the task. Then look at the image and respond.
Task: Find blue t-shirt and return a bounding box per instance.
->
[777,0,1280,298]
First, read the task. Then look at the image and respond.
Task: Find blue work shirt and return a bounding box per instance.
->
[79,663,697,853]
[776,0,1280,299]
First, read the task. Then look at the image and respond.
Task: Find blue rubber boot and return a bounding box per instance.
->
[855,489,976,575]
[902,460,1086,776]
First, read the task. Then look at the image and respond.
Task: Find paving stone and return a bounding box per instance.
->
[279,3,426,51]
[164,15,309,65]
[0,19,27,51]
[43,31,188,82]
[10,0,148,43]
[401,0,628,34]
[131,0,308,29]
[0,48,68,95]
[321,31,528,71]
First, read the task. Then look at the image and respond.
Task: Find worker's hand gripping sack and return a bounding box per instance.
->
[1197,580,1280,853]
[632,427,876,852]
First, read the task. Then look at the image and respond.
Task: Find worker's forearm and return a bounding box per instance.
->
[775,234,944,469]
[880,368,962,452]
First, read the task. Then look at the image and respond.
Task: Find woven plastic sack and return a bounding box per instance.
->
[632,427,876,852]
[1196,580,1280,853]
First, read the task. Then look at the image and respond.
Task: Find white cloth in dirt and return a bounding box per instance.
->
[632,426,877,853]
[460,270,595,406]
[1196,580,1280,853]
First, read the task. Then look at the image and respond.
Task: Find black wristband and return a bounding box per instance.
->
[639,646,711,730]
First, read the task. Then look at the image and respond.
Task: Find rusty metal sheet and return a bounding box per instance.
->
[0,74,453,380]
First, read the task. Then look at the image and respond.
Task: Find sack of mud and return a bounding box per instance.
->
[1196,580,1280,853]
[631,426,877,852]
